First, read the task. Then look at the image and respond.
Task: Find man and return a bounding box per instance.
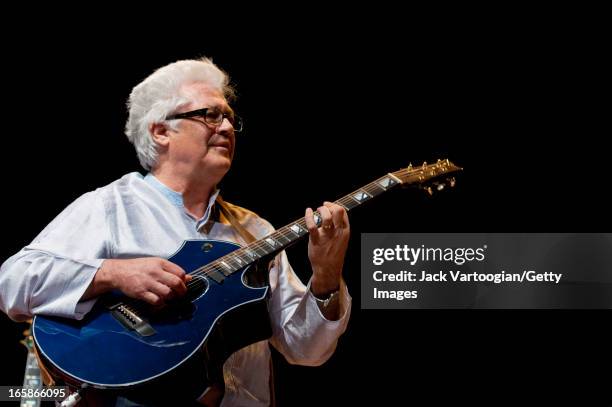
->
[0,57,351,406]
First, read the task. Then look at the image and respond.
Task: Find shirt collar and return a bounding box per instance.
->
[144,173,220,228]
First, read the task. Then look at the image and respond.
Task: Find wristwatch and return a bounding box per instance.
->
[312,289,340,309]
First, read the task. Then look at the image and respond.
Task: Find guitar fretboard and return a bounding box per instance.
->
[197,173,401,283]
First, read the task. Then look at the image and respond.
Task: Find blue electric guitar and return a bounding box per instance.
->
[32,160,461,405]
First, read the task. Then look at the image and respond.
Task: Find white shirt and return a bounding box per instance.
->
[0,172,351,406]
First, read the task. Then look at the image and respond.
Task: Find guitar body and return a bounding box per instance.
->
[32,239,271,405]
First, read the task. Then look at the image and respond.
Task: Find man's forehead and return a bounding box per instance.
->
[180,82,225,105]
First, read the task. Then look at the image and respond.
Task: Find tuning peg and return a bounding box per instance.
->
[436,183,445,191]
[407,163,413,170]
[422,161,427,169]
[449,177,456,187]
[424,186,433,196]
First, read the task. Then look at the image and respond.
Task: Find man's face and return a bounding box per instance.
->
[167,82,236,179]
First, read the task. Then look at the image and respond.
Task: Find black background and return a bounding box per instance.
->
[1,11,610,406]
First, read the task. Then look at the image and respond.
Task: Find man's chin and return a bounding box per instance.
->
[204,156,232,174]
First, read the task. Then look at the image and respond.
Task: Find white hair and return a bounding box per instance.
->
[125,57,235,170]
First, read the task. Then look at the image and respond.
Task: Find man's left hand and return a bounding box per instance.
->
[305,202,350,297]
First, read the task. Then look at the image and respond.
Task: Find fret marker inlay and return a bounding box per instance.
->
[352,191,372,202]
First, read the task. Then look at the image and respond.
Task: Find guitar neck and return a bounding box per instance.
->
[269,172,402,247]
[198,159,461,282]
[200,173,402,280]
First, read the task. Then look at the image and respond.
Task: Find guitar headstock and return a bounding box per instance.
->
[391,159,462,196]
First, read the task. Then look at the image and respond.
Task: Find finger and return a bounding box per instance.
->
[318,205,333,231]
[157,272,187,296]
[142,291,161,306]
[148,281,173,300]
[324,202,347,229]
[305,207,320,244]
[160,259,188,280]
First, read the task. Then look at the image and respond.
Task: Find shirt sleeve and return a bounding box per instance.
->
[267,250,352,366]
[0,190,111,322]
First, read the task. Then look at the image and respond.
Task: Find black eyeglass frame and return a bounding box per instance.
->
[165,107,243,132]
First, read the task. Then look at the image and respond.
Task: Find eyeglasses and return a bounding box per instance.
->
[165,107,243,132]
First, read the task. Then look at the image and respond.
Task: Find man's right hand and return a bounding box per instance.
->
[82,258,192,305]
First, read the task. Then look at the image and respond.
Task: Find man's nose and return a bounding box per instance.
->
[218,117,235,133]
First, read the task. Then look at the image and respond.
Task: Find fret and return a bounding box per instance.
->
[252,244,271,256]
[348,193,361,204]
[235,250,253,264]
[274,230,293,244]
[289,223,307,236]
[377,175,398,190]
[228,255,246,270]
[351,190,372,203]
[365,181,386,195]
[335,200,350,211]
[264,237,279,249]
[337,197,359,210]
[231,254,245,267]
[243,248,259,260]
[295,219,308,231]
[218,260,233,275]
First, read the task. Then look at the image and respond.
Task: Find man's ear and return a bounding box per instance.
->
[150,122,171,147]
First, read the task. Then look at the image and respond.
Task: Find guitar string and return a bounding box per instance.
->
[183,178,393,289]
[184,165,457,291]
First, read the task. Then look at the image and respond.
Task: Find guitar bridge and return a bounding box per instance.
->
[110,303,156,337]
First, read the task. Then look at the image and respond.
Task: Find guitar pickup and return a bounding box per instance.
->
[110,303,156,337]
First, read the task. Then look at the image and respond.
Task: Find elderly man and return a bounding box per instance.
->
[0,57,351,406]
